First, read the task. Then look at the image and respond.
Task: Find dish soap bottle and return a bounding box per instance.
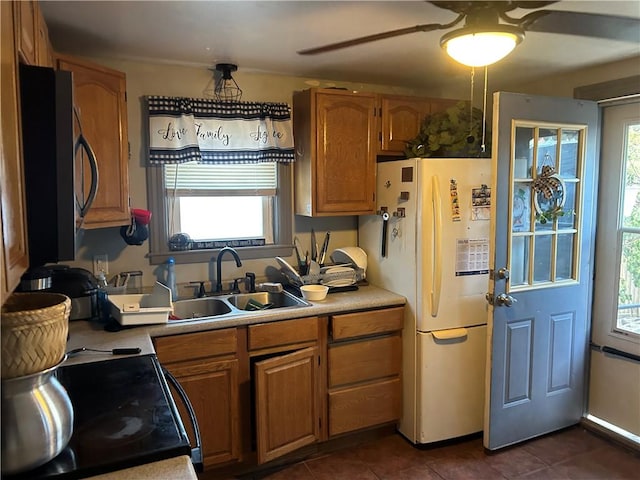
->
[166,257,178,301]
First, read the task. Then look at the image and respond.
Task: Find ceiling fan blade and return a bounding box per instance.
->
[297,18,463,55]
[521,10,640,43]
[430,1,557,15]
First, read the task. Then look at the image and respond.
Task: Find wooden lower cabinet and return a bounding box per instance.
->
[249,316,324,464]
[154,329,243,468]
[152,307,403,474]
[255,346,320,464]
[329,377,401,436]
[327,306,404,437]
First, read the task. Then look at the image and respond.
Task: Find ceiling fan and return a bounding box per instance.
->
[297,1,640,66]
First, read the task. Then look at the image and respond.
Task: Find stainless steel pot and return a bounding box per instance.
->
[1,359,73,474]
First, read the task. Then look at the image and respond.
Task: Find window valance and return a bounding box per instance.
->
[146,96,295,164]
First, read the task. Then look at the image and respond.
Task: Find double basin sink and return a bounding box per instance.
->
[171,290,310,321]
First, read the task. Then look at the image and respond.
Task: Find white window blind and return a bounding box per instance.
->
[164,162,277,195]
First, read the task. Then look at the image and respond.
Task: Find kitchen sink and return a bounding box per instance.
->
[171,297,232,320]
[170,290,309,321]
[227,291,310,311]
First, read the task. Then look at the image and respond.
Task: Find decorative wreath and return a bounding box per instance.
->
[532,165,571,224]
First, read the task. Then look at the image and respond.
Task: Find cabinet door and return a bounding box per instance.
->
[166,358,241,467]
[1,1,29,304]
[255,346,320,464]
[35,6,52,68]
[429,97,459,116]
[57,55,130,228]
[379,95,431,154]
[315,92,377,215]
[13,0,36,65]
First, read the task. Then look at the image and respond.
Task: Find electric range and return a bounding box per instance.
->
[5,354,190,479]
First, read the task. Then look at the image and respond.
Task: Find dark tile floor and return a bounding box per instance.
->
[253,426,640,480]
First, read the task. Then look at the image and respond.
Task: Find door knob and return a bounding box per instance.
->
[491,268,510,280]
[495,293,517,307]
[497,268,510,280]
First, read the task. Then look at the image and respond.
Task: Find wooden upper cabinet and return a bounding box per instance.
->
[294,88,377,216]
[35,5,52,68]
[378,95,460,156]
[13,1,52,68]
[13,0,37,65]
[57,55,130,228]
[379,95,431,155]
[2,1,30,304]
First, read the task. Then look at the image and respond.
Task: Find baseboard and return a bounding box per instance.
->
[581,416,640,453]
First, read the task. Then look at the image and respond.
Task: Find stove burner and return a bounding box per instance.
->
[105,416,145,441]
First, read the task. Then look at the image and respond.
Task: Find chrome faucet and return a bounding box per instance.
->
[215,247,242,293]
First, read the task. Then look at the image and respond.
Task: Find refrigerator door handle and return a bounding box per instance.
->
[431,175,443,317]
[432,328,468,340]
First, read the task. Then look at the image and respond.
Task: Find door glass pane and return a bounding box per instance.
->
[513,183,531,232]
[558,181,577,229]
[556,234,574,280]
[533,235,552,283]
[538,128,558,172]
[559,130,579,177]
[510,236,530,287]
[514,127,534,179]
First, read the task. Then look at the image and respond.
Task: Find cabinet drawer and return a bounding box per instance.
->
[329,335,401,388]
[331,307,403,341]
[248,317,318,351]
[328,377,401,436]
[154,328,237,363]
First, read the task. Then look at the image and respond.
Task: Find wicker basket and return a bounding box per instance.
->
[1,292,71,379]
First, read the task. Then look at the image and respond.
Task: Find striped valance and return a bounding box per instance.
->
[146,96,295,165]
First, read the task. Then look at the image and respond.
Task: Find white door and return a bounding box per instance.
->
[485,92,598,450]
[590,100,640,438]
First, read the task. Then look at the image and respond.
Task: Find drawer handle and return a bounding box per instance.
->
[432,328,468,340]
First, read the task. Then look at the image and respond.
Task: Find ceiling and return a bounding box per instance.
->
[40,1,640,92]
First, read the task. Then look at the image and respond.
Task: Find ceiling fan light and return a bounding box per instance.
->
[441,27,524,67]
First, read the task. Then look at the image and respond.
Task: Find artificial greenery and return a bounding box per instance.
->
[535,203,574,225]
[404,101,490,158]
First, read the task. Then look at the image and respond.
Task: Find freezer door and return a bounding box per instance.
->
[416,158,491,332]
[417,325,487,444]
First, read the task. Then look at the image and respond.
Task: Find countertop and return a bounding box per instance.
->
[85,455,197,480]
[65,284,406,366]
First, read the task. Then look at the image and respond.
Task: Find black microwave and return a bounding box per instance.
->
[19,64,98,267]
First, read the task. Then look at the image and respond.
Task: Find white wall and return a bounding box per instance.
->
[67,55,640,294]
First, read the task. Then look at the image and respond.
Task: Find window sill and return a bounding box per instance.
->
[148,244,294,265]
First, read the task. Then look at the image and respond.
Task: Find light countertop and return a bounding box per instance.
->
[64,284,406,366]
[85,455,197,480]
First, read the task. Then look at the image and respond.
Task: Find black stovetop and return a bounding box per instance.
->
[5,354,190,480]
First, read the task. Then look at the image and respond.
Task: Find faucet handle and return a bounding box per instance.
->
[245,272,256,293]
[189,281,206,298]
[231,278,244,294]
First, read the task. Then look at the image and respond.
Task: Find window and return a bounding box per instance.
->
[509,124,583,291]
[616,122,640,336]
[145,96,296,264]
[147,162,293,264]
[593,100,640,345]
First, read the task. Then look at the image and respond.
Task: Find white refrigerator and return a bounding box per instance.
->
[359,157,491,444]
